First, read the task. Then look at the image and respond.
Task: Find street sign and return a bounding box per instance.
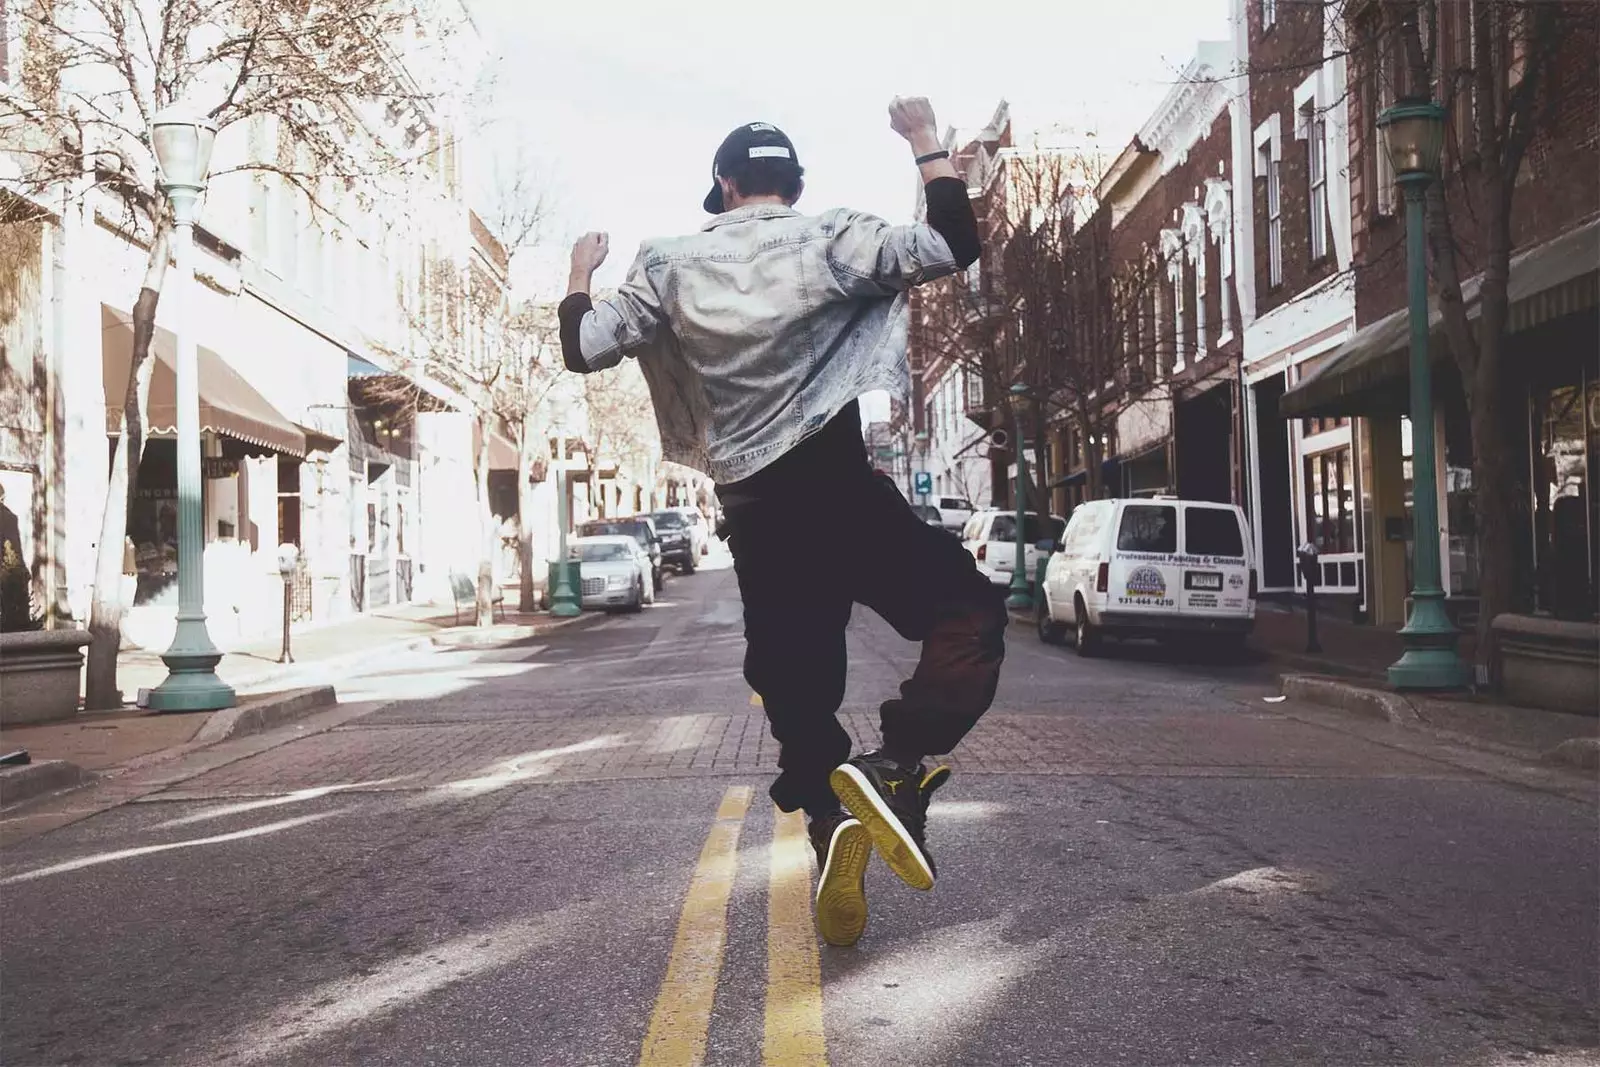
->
[914,472,932,496]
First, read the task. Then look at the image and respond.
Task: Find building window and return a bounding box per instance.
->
[1306,107,1329,262]
[1262,0,1276,30]
[1373,30,1400,217]
[1264,154,1283,287]
[1303,415,1351,437]
[1304,448,1356,555]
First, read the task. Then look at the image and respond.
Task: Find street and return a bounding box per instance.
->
[2,552,1596,1067]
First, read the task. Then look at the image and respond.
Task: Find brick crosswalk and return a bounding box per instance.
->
[149,708,1472,801]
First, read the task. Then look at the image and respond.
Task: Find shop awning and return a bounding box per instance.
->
[101,305,307,457]
[1281,217,1600,418]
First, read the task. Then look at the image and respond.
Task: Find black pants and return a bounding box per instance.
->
[725,471,1008,818]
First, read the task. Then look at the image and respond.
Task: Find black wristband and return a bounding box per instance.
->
[915,150,950,165]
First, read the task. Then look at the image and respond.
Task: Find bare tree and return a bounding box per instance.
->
[378,184,557,626]
[581,357,660,519]
[1,0,467,705]
[915,148,1176,514]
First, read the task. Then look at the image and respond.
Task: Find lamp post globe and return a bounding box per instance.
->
[145,107,233,712]
[1007,382,1032,610]
[1378,98,1447,181]
[1378,97,1469,691]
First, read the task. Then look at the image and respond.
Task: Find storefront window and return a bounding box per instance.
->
[1531,378,1596,620]
[1303,447,1355,554]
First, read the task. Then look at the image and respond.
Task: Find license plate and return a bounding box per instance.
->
[1185,571,1223,591]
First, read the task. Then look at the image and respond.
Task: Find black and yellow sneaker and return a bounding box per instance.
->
[829,753,952,892]
[808,812,872,947]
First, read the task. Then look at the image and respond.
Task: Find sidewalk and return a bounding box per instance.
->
[1248,597,1479,681]
[1,599,588,808]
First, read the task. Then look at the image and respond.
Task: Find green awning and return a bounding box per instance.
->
[1280,216,1599,418]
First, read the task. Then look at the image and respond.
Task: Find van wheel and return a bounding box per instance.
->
[1073,597,1101,657]
[1036,596,1067,645]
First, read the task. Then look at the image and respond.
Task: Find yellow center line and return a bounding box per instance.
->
[638,785,753,1067]
[764,808,827,1067]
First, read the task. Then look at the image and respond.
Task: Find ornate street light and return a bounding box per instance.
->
[1006,382,1033,611]
[1378,98,1468,691]
[145,108,233,712]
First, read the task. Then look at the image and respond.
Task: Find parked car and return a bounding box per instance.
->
[570,535,652,612]
[933,495,977,533]
[909,503,945,528]
[962,509,1067,589]
[1036,496,1257,655]
[576,516,664,592]
[650,509,699,574]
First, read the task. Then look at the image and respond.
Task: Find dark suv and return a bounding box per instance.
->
[650,510,697,574]
[576,516,664,591]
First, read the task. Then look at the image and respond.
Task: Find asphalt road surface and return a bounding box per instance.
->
[3,548,1596,1066]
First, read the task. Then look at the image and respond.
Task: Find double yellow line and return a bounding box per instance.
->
[638,787,827,1067]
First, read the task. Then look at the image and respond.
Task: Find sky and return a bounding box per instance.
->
[467,0,1231,421]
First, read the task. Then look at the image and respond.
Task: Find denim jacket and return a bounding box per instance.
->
[569,203,961,483]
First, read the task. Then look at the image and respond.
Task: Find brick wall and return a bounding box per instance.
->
[1249,0,1340,317]
[1348,2,1600,327]
[1110,109,1241,374]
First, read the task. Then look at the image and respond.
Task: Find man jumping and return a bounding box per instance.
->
[558,97,1007,946]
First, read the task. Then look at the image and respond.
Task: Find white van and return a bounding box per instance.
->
[962,508,1068,588]
[933,496,977,533]
[1036,497,1256,654]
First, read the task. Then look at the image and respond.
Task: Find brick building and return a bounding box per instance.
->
[1280,0,1599,629]
[902,102,1013,512]
[1047,42,1243,515]
[1229,0,1367,606]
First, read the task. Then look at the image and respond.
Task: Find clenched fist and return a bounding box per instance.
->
[888,96,938,142]
[570,232,610,275]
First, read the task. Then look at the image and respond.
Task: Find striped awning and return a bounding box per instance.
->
[101,305,306,457]
[1281,216,1599,418]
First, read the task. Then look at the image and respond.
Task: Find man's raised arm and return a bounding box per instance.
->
[558,232,663,373]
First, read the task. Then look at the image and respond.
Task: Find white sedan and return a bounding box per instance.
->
[570,535,653,612]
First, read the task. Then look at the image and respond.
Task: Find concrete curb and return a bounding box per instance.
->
[1280,674,1420,726]
[0,759,87,808]
[191,686,339,746]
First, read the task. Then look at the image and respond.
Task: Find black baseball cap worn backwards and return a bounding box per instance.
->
[703,122,801,214]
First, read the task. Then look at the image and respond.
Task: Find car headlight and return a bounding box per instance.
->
[607,574,630,590]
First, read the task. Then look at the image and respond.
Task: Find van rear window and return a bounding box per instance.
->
[1117,505,1177,553]
[1186,508,1244,557]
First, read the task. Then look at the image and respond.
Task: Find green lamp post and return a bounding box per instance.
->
[1380,98,1470,691]
[549,402,580,617]
[145,109,235,712]
[1006,382,1032,610]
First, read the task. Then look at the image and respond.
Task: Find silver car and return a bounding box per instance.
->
[571,535,652,612]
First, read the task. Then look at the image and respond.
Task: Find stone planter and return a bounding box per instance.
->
[1491,614,1600,716]
[0,629,92,725]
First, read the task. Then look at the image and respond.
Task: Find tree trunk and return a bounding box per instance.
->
[1468,355,1526,670]
[1077,398,1104,501]
[83,226,170,710]
[474,413,495,628]
[516,413,537,612]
